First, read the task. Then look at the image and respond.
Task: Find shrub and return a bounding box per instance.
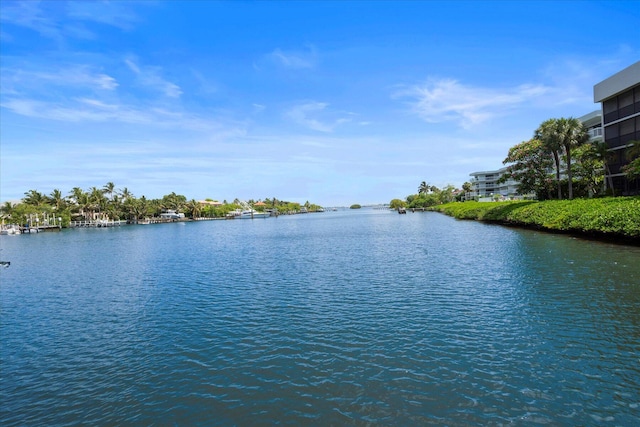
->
[433,197,640,238]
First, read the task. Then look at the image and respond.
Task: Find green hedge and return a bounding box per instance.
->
[432,197,640,238]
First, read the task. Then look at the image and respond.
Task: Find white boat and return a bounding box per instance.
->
[0,225,20,235]
[160,210,185,220]
[237,209,269,219]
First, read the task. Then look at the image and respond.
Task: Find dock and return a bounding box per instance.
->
[69,220,126,228]
[18,224,62,233]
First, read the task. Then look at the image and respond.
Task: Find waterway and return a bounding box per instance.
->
[1,209,639,425]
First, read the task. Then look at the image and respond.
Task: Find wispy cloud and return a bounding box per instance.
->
[285,102,351,132]
[269,45,318,69]
[0,64,118,95]
[0,1,65,41]
[191,69,218,94]
[0,0,141,43]
[394,78,549,129]
[538,53,640,107]
[1,96,238,134]
[66,1,140,31]
[125,57,182,98]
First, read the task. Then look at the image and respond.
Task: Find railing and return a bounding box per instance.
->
[70,220,126,227]
[589,128,603,138]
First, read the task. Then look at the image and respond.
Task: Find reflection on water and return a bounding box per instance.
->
[1,210,639,425]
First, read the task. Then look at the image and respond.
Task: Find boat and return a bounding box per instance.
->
[160,210,185,220]
[238,209,269,219]
[398,207,407,214]
[0,225,20,235]
[0,261,10,268]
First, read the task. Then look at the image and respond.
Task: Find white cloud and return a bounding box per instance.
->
[125,57,182,98]
[270,45,317,69]
[66,1,140,31]
[191,70,218,94]
[0,0,142,43]
[395,78,549,129]
[0,65,118,93]
[285,102,352,133]
[0,1,62,40]
[0,96,231,133]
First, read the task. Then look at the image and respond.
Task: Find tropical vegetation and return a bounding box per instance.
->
[500,116,639,200]
[431,198,640,239]
[0,183,322,227]
[399,182,462,208]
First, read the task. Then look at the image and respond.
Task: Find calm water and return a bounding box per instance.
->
[1,209,639,426]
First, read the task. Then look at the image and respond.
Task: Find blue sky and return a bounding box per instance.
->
[1,1,639,206]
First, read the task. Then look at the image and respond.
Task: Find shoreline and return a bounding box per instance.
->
[430,197,640,247]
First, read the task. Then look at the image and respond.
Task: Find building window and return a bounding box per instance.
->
[619,89,634,118]
[603,98,618,124]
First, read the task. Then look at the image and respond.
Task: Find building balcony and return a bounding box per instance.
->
[588,127,603,140]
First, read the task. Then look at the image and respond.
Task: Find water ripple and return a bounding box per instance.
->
[1,212,640,425]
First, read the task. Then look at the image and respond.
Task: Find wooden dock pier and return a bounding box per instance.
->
[19,225,62,234]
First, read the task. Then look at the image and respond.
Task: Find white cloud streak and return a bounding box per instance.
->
[285,102,352,132]
[0,65,118,95]
[395,78,549,129]
[270,45,317,69]
[0,0,142,43]
[0,96,238,135]
[125,58,182,98]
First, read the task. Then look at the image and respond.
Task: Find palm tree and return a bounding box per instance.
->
[120,187,133,201]
[68,187,87,219]
[622,140,640,180]
[49,189,66,210]
[69,187,85,204]
[1,201,14,219]
[77,192,91,220]
[23,189,46,206]
[535,119,563,200]
[186,199,202,219]
[102,182,116,201]
[418,181,429,195]
[88,187,107,219]
[593,141,615,195]
[557,117,589,199]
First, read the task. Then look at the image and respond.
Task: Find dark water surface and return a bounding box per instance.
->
[1,210,639,425]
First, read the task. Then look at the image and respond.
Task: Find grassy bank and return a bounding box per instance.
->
[431,197,640,241]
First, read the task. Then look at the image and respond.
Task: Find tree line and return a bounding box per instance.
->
[389,182,464,209]
[0,183,320,226]
[500,117,639,200]
[392,116,640,207]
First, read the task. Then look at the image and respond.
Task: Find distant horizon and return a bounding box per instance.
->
[2,1,639,206]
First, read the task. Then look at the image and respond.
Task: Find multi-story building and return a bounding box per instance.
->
[579,110,604,143]
[470,111,603,200]
[469,166,520,199]
[593,61,640,195]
